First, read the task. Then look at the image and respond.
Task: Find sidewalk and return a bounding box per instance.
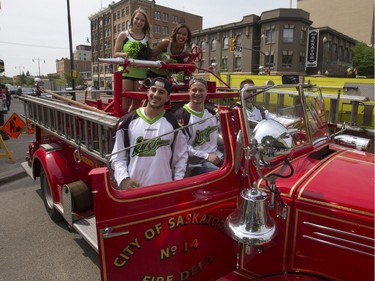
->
[0,98,34,185]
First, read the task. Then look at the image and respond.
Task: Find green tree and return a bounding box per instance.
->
[351,42,374,77]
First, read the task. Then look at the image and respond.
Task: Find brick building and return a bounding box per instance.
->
[87,1,360,83]
[89,0,202,88]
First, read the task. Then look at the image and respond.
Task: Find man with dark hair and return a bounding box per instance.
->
[239,79,276,122]
[110,77,188,190]
[174,78,223,176]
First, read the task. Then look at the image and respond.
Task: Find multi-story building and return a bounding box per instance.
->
[88,2,358,83]
[55,57,92,82]
[74,45,92,61]
[297,0,374,46]
[89,0,202,88]
[192,8,356,77]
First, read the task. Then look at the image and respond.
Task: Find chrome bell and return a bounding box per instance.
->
[226,186,276,245]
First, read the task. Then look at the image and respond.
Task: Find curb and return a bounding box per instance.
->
[0,168,27,186]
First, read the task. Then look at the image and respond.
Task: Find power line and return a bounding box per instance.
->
[0,40,68,50]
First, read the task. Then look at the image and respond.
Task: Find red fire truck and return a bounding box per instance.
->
[20,55,374,281]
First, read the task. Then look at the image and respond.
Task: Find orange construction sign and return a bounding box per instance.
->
[1,113,26,139]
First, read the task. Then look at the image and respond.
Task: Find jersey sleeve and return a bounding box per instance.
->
[110,129,130,187]
[171,129,188,180]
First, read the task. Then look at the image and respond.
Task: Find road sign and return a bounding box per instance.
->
[1,113,26,139]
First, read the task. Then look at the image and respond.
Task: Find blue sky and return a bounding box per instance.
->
[0,0,296,77]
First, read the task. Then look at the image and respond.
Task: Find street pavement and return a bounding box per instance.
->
[0,96,34,185]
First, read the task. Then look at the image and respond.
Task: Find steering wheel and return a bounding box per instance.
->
[186,46,203,63]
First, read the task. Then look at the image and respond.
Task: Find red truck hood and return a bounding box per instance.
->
[262,146,374,218]
[297,148,374,217]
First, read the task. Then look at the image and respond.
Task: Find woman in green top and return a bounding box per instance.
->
[114,8,152,114]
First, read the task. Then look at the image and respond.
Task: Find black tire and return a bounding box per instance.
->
[40,167,63,221]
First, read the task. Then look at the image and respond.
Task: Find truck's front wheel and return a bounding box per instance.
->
[40,167,63,221]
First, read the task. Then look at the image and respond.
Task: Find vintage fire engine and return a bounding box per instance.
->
[20,55,374,281]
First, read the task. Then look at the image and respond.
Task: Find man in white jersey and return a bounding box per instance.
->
[239,79,277,122]
[239,79,295,127]
[110,77,188,190]
[174,78,223,176]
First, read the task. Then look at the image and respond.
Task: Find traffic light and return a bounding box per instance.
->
[230,38,236,52]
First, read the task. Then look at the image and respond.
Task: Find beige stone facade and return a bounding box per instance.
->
[191,9,356,77]
[297,0,374,45]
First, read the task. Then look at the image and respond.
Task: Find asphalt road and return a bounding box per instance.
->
[0,96,101,281]
[0,176,100,281]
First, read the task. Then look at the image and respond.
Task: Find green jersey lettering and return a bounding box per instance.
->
[133,136,170,157]
[192,126,218,147]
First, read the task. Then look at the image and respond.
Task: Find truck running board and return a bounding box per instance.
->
[73,216,98,252]
[20,95,118,163]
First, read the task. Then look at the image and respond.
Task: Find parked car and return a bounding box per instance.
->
[75,85,87,90]
[5,84,18,95]
[21,87,35,95]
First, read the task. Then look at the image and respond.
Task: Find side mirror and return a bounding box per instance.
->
[251,119,293,166]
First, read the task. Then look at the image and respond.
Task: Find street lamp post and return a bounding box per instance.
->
[15,66,25,76]
[32,58,45,77]
[262,32,273,75]
[321,36,328,74]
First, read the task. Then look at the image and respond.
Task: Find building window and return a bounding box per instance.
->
[282,50,293,67]
[211,39,217,52]
[162,26,169,35]
[122,22,125,31]
[122,9,125,17]
[236,35,242,47]
[201,41,207,52]
[154,25,161,34]
[265,52,274,67]
[162,13,169,22]
[283,27,294,43]
[154,11,161,20]
[223,37,229,50]
[126,7,129,16]
[265,29,275,44]
[172,15,178,24]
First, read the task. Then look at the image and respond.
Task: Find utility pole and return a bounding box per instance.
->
[66,0,76,99]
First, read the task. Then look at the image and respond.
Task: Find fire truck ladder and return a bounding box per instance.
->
[20,95,118,163]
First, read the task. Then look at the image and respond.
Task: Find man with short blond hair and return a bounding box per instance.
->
[174,78,223,176]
